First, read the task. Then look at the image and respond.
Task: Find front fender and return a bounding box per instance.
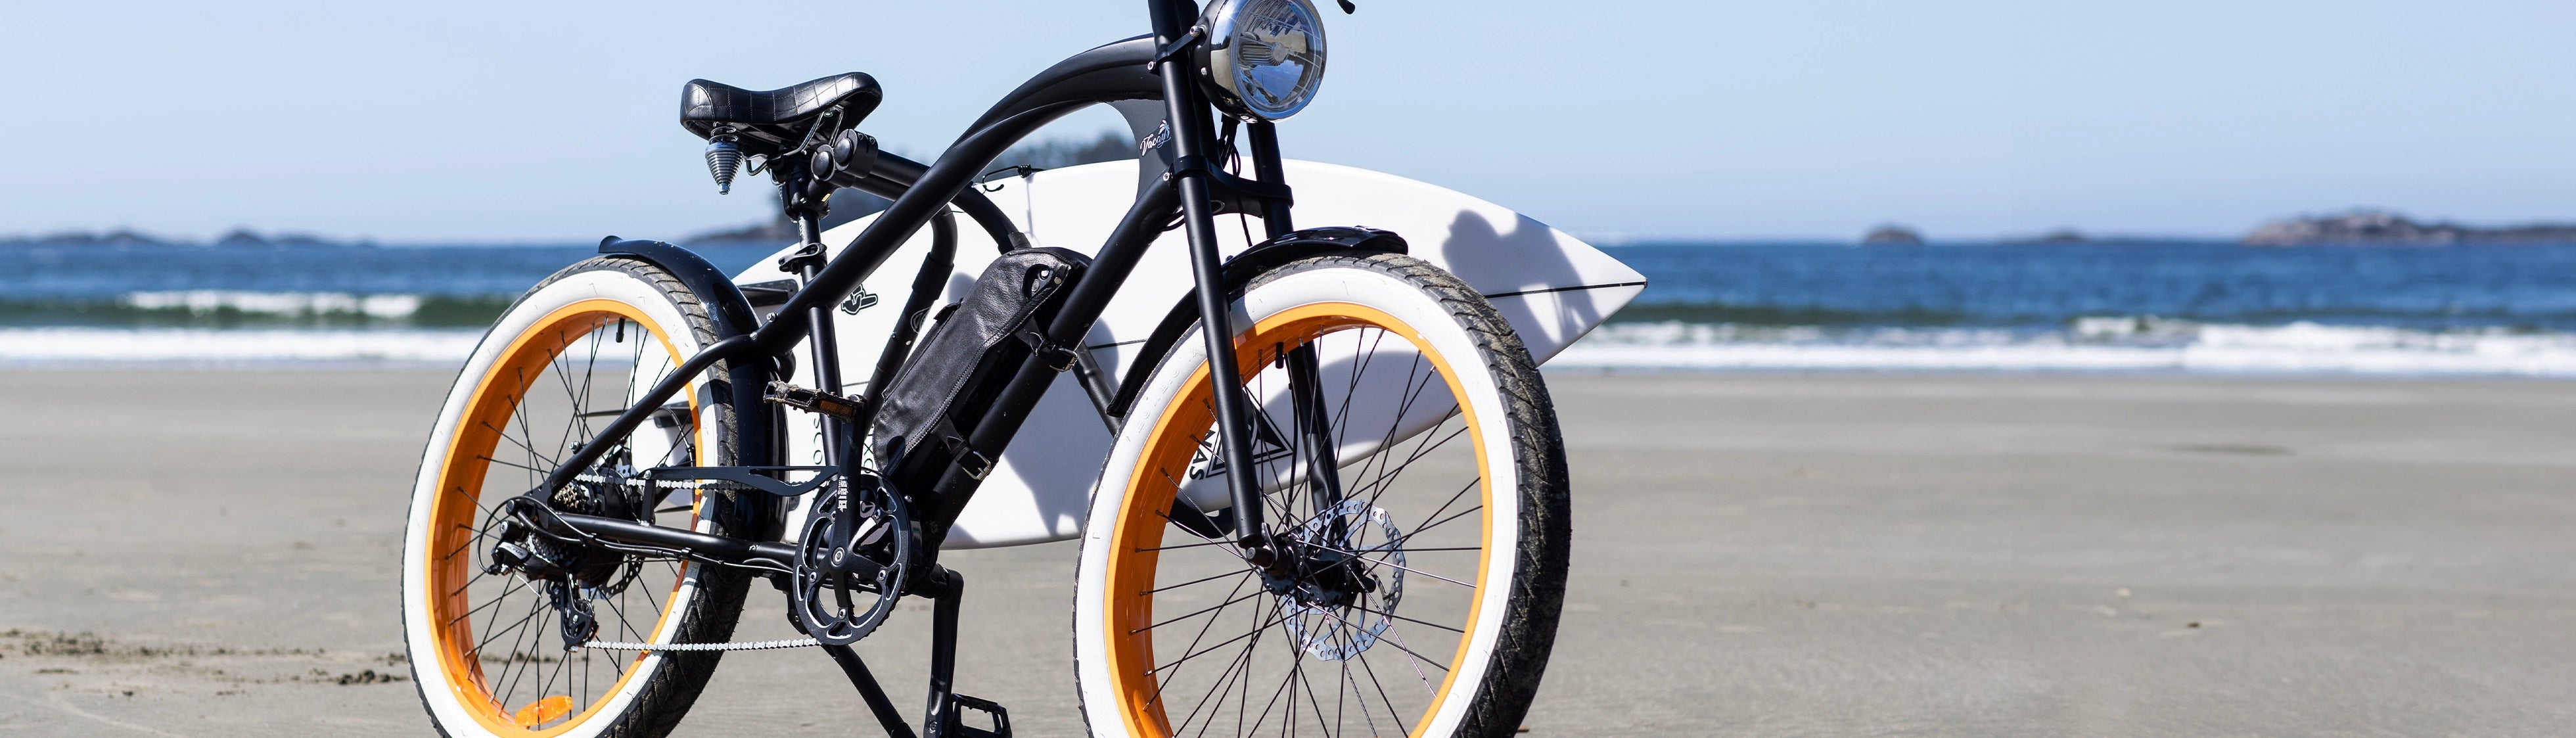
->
[1103,225,1409,417]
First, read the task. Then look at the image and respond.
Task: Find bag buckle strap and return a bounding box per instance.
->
[939,433,996,480]
[1017,329,1080,373]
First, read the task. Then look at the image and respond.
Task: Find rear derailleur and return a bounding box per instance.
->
[485,448,656,651]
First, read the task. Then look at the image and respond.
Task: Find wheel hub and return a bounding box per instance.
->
[1260,533,1377,609]
[1271,499,1406,661]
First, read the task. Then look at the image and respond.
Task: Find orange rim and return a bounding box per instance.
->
[422,298,702,736]
[1100,302,1498,738]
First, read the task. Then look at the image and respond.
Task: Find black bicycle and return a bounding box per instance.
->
[399,2,1573,736]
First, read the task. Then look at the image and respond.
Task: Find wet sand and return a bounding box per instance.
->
[2,369,2572,736]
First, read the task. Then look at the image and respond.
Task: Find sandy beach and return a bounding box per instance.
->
[2,368,2572,736]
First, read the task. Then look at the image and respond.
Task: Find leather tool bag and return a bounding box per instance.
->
[870,247,1090,485]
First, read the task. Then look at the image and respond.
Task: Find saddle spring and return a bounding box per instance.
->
[704,124,741,195]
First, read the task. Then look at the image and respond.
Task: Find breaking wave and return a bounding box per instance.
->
[121,290,426,319]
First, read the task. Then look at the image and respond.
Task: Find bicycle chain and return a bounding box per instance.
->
[578,637,818,651]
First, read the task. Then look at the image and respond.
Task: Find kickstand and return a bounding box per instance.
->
[823,643,916,738]
[922,568,1009,738]
[819,566,1008,738]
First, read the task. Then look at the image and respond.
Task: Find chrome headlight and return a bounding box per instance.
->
[1200,0,1327,120]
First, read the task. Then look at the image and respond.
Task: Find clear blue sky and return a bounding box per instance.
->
[3,1,2570,242]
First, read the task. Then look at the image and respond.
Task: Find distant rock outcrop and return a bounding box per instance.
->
[2243,210,2576,246]
[2012,229,2089,244]
[1862,224,1924,245]
[0,228,365,248]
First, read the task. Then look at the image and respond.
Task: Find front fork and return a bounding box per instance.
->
[1151,30,1332,563]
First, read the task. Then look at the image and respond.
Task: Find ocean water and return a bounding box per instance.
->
[1550,242,2576,375]
[7,241,2576,376]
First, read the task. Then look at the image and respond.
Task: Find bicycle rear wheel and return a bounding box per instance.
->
[1074,252,1571,738]
[400,257,751,738]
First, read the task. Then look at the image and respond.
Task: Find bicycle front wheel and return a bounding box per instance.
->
[1074,252,1571,738]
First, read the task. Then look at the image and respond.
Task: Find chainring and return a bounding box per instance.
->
[791,478,915,646]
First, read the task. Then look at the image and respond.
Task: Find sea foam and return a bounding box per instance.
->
[122,290,423,319]
[0,328,480,363]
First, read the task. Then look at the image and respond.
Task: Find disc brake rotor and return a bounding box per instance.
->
[1279,499,1406,661]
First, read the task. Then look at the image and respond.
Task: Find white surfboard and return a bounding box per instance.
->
[732,159,1644,548]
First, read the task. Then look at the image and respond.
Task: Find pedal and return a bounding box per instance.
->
[940,693,1011,738]
[764,381,860,420]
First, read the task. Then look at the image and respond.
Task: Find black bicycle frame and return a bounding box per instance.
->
[532,0,1288,563]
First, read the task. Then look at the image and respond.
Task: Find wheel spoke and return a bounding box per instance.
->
[1137,539,1245,553]
[1304,543,1476,589]
[1148,568,1256,596]
[474,593,547,655]
[1343,603,1465,634]
[1371,620,1450,676]
[1294,644,1335,737]
[484,418,557,472]
[1150,605,1298,676]
[1169,595,1275,735]
[1354,417,1466,509]
[1132,589,1269,635]
[476,454,548,474]
[1350,641,1412,736]
[449,576,538,626]
[1149,573,1263,715]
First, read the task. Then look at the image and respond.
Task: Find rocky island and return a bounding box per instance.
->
[0,228,367,248]
[1860,224,1924,245]
[2243,210,2576,246]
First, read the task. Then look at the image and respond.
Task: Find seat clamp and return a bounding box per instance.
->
[777,241,829,273]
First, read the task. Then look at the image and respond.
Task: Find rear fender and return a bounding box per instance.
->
[596,237,786,540]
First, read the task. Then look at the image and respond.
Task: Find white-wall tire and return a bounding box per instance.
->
[400,257,752,738]
[1072,253,1571,738]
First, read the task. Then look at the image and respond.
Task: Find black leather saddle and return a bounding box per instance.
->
[681,72,881,144]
